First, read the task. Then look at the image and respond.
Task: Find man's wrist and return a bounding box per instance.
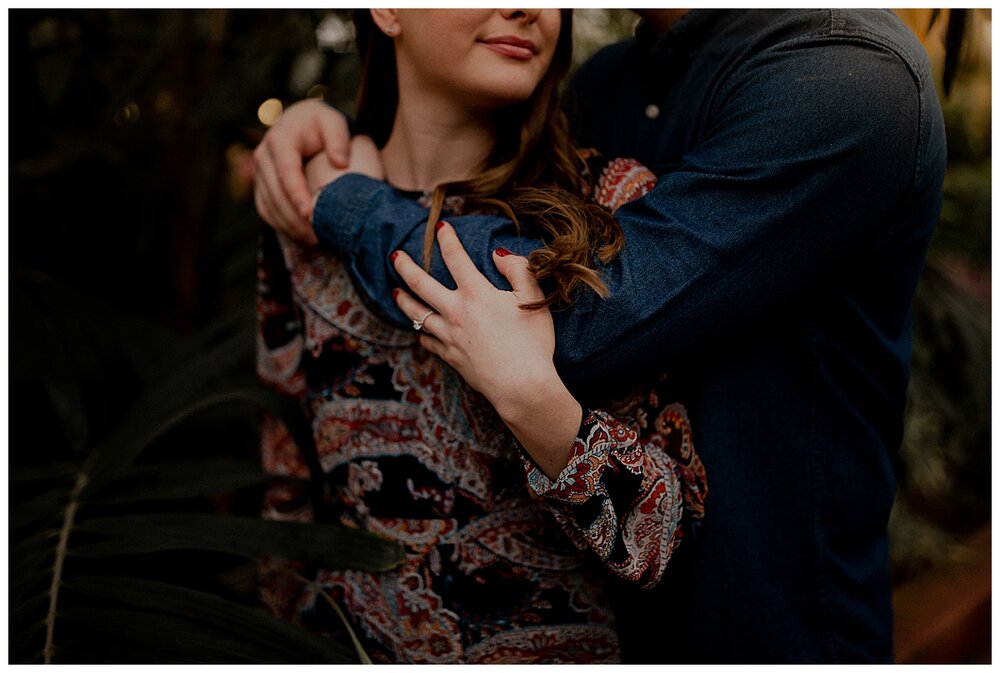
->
[311,173,388,254]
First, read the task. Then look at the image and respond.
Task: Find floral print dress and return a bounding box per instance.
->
[255,158,707,664]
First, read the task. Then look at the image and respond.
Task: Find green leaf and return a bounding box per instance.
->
[74,319,254,496]
[10,620,46,663]
[71,514,405,570]
[10,569,53,617]
[11,486,67,533]
[11,592,50,630]
[82,382,303,499]
[44,377,90,454]
[56,607,344,663]
[61,576,356,662]
[90,459,266,505]
[82,385,266,497]
[10,533,56,606]
[11,462,77,486]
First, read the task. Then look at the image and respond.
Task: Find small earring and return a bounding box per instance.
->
[384,25,397,36]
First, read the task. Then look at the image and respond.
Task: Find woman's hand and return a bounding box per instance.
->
[392,221,581,479]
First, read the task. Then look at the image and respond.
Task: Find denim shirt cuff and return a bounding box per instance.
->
[312,173,389,255]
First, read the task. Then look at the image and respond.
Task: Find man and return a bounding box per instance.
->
[253,9,945,662]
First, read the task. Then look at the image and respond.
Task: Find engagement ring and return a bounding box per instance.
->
[413,310,435,331]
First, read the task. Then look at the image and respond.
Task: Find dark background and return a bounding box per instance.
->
[8,9,991,664]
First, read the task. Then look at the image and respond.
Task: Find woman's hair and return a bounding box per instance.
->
[353,9,624,309]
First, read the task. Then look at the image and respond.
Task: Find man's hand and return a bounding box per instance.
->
[253,100,351,245]
[304,135,386,219]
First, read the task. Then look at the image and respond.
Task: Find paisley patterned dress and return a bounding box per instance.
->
[255,158,707,664]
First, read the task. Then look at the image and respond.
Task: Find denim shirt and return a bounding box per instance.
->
[312,9,945,663]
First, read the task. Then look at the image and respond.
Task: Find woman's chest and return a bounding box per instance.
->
[290,255,525,523]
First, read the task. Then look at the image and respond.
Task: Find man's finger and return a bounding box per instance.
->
[319,109,351,168]
[269,140,317,220]
[254,182,276,227]
[255,182,318,244]
[254,149,312,236]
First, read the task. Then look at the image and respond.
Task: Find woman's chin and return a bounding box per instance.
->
[464,84,537,110]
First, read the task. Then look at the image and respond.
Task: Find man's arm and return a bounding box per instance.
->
[313,36,943,390]
[253,100,353,245]
[312,175,542,327]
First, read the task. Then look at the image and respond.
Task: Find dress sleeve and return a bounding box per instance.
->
[519,163,700,589]
[520,396,706,589]
[256,226,315,521]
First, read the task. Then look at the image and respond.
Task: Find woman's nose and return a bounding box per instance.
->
[499,8,542,23]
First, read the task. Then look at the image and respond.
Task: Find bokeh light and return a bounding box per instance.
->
[257,98,283,126]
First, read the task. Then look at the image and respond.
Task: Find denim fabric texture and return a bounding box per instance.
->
[312,9,946,663]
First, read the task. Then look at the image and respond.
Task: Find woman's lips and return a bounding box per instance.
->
[479,36,537,61]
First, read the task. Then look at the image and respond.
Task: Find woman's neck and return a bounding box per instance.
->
[380,84,495,193]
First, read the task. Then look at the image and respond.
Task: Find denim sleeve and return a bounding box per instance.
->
[314,38,941,391]
[549,39,940,389]
[312,175,544,327]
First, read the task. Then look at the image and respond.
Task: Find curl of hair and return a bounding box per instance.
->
[353,9,623,309]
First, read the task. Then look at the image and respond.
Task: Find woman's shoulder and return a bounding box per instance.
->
[272,231,414,349]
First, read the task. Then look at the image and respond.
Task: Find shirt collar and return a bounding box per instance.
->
[637,10,724,64]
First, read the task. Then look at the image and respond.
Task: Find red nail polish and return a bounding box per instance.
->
[495,247,512,257]
[390,250,400,262]
[392,288,400,300]
[436,221,446,231]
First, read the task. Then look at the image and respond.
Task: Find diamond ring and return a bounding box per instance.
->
[412,310,435,332]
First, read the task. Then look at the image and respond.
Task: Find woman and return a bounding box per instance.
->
[256,9,706,664]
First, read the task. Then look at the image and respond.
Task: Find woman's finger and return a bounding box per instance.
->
[392,250,454,313]
[493,248,545,302]
[417,332,449,361]
[393,288,450,360]
[393,287,442,337]
[436,221,488,290]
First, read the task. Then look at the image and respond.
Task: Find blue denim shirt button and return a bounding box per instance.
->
[644,103,661,119]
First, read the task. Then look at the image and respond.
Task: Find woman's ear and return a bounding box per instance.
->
[370,9,400,37]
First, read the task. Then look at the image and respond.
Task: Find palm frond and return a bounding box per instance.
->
[10,277,400,663]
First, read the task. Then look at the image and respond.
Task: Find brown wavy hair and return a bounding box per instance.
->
[353,9,623,309]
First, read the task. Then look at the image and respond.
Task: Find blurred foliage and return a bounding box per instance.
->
[889,8,992,580]
[9,9,399,663]
[9,276,402,663]
[7,8,991,662]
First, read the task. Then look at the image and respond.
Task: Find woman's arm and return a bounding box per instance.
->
[391,223,706,586]
[390,223,578,479]
[522,396,706,589]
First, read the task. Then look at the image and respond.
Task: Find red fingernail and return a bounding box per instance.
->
[392,288,400,300]
[390,250,400,262]
[495,247,512,257]
[436,221,446,231]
